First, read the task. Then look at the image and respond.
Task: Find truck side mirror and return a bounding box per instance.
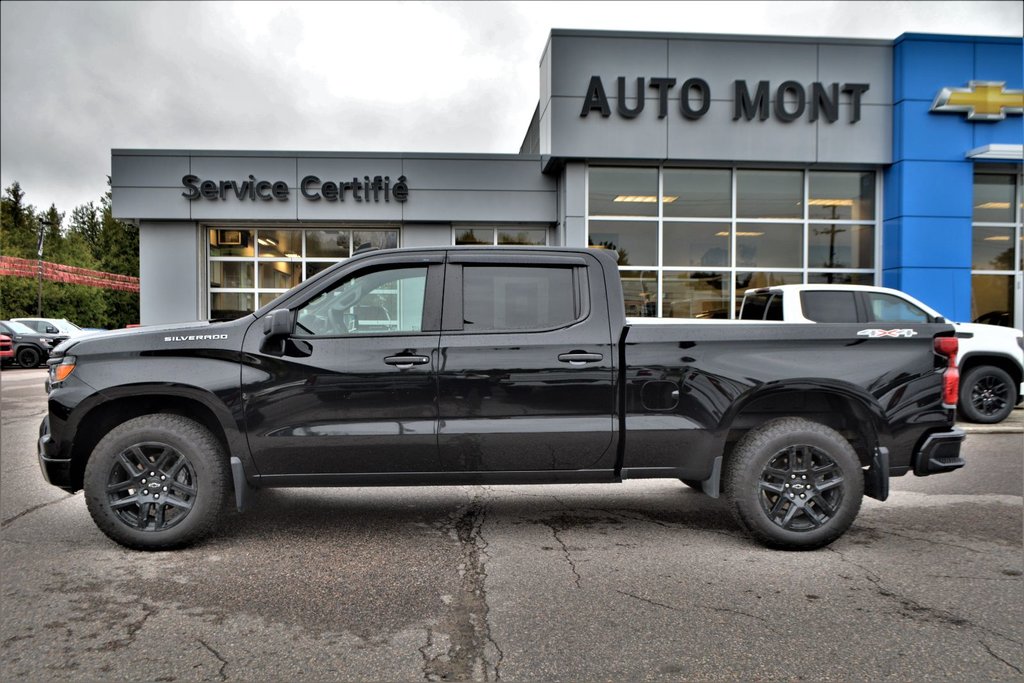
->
[261,309,293,355]
[933,316,946,324]
[263,309,293,339]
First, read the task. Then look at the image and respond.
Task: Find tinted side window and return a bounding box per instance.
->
[866,293,929,323]
[764,294,783,321]
[295,266,428,336]
[463,266,577,331]
[800,291,858,322]
[740,294,770,320]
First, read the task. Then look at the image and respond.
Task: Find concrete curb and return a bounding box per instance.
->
[957,407,1024,434]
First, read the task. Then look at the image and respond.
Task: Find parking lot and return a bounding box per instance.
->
[2,365,1022,681]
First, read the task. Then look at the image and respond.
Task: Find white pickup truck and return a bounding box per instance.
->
[739,284,1024,424]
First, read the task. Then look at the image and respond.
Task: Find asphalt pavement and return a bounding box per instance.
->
[1,366,1021,681]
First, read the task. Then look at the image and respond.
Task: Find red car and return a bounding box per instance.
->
[0,334,13,363]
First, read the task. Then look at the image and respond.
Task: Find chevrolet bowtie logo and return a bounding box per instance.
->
[931,81,1024,121]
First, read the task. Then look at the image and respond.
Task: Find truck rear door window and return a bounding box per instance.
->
[463,266,577,331]
[800,291,858,322]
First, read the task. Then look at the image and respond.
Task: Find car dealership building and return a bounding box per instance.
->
[111,29,1023,328]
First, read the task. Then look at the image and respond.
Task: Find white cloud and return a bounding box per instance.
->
[1,0,1020,218]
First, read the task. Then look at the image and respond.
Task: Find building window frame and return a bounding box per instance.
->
[206,224,400,320]
[586,165,880,318]
[971,168,1024,329]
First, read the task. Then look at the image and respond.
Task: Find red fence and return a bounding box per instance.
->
[0,256,139,293]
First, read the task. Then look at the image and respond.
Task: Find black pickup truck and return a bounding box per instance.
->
[38,247,965,551]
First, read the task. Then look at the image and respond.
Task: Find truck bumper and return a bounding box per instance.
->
[912,427,966,476]
[38,415,74,491]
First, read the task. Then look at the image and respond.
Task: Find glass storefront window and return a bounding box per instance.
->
[209,229,254,257]
[259,262,301,289]
[663,271,729,319]
[620,270,658,317]
[306,262,336,279]
[808,172,875,221]
[455,227,549,245]
[663,169,731,218]
[257,230,301,258]
[736,170,802,219]
[808,224,874,269]
[208,226,399,320]
[807,272,875,285]
[497,228,547,245]
[588,166,877,318]
[306,230,351,258]
[971,170,1022,328]
[210,292,253,321]
[971,274,1014,326]
[456,229,494,245]
[972,226,1016,270]
[973,174,1016,223]
[736,223,802,268]
[663,222,730,267]
[588,220,658,267]
[589,167,659,217]
[209,262,253,289]
[354,230,398,252]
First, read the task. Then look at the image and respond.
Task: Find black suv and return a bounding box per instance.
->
[0,321,55,368]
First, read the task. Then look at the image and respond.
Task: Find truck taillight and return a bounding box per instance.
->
[934,337,958,409]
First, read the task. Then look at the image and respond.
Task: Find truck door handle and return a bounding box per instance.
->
[557,352,603,366]
[384,355,430,369]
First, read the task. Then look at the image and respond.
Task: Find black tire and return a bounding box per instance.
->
[84,414,229,550]
[16,346,40,368]
[680,479,703,491]
[723,417,864,550]
[958,365,1015,424]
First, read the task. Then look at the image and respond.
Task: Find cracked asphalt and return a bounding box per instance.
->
[2,366,1022,681]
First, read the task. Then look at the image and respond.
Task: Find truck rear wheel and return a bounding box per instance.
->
[84,414,229,550]
[723,417,863,550]
[959,365,1015,424]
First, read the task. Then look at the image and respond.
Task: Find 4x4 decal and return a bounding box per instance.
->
[857,329,918,338]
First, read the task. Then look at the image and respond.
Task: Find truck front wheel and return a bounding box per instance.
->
[84,414,229,550]
[723,417,864,550]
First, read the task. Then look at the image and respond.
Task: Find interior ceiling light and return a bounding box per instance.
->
[983,235,1011,241]
[974,202,1011,209]
[284,252,301,258]
[257,237,279,247]
[716,231,765,237]
[613,195,678,203]
[807,199,855,206]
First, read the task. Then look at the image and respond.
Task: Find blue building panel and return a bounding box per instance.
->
[886,33,1021,328]
[884,267,973,323]
[974,42,1024,88]
[890,216,973,269]
[888,160,973,219]
[893,38,975,102]
[893,101,975,161]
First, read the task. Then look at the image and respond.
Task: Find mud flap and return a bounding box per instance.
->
[864,447,890,501]
[230,457,251,512]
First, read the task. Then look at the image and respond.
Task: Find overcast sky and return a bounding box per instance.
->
[1,0,1021,219]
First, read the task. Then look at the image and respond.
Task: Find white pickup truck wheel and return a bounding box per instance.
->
[724,417,864,550]
[959,365,1015,424]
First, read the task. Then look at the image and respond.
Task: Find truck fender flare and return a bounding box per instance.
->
[74,383,259,485]
[717,379,891,460]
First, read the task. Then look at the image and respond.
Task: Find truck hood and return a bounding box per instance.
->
[51,318,254,358]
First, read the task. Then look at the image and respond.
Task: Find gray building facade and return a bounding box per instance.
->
[112,29,1022,327]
